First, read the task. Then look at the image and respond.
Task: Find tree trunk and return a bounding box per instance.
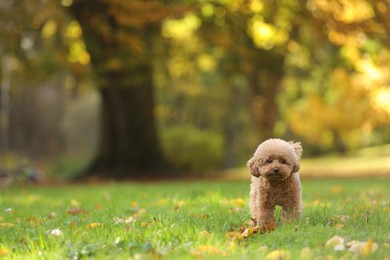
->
[69,0,171,179]
[247,64,284,141]
[87,68,171,178]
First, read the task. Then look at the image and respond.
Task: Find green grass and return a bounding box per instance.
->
[0,178,389,259]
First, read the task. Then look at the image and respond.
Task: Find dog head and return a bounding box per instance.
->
[247,138,302,181]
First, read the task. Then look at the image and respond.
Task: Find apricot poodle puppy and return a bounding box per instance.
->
[247,138,303,229]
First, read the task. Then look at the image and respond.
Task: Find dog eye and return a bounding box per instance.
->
[266,159,273,164]
[280,159,287,164]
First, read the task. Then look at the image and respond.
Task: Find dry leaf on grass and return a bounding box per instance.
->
[236,221,276,239]
[265,250,290,260]
[71,199,80,207]
[67,208,88,215]
[242,226,258,238]
[226,231,244,240]
[191,245,227,258]
[326,235,378,256]
[326,235,345,247]
[0,248,8,256]
[0,223,14,228]
[86,222,101,229]
[174,200,185,210]
[347,238,378,256]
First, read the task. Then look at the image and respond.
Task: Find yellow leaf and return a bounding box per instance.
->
[0,223,14,228]
[0,248,8,256]
[226,231,244,240]
[335,224,344,230]
[191,245,227,258]
[71,199,80,207]
[265,250,291,260]
[86,222,101,229]
[242,226,257,238]
[235,198,245,207]
[174,200,185,210]
[360,238,377,256]
[347,238,378,256]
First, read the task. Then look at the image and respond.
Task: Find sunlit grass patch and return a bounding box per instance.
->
[0,178,389,259]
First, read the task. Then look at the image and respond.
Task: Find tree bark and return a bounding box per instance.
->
[246,54,285,141]
[69,0,171,179]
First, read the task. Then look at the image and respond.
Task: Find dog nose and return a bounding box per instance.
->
[273,168,279,173]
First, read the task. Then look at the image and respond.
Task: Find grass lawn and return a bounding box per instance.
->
[0,178,389,259]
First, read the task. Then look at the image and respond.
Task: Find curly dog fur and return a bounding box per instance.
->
[248,138,303,228]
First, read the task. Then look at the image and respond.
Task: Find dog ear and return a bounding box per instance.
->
[289,141,303,158]
[247,157,260,177]
[289,141,302,173]
[292,160,300,173]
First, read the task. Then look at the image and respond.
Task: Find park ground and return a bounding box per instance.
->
[0,177,389,259]
[0,144,389,259]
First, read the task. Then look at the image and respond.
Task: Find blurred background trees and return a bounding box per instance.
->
[0,0,389,178]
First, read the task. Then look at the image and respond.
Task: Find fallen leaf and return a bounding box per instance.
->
[71,199,80,207]
[0,248,8,256]
[50,229,62,236]
[235,198,245,207]
[67,208,88,215]
[226,231,244,240]
[326,235,345,248]
[334,224,344,230]
[0,223,14,228]
[347,238,378,256]
[265,250,290,260]
[174,200,185,210]
[242,226,257,238]
[191,245,227,258]
[86,222,101,229]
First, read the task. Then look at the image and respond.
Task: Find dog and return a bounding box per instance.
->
[247,138,302,230]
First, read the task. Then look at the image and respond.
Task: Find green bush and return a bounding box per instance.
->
[161,126,224,172]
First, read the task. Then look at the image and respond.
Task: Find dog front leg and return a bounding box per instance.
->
[259,204,276,231]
